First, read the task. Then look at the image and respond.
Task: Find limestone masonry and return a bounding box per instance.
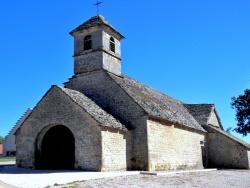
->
[15,15,250,171]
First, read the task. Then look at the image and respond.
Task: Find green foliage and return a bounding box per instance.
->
[225,127,233,134]
[0,157,16,162]
[0,136,4,144]
[61,186,79,188]
[231,89,250,136]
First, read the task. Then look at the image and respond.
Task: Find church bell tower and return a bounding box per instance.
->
[70,15,124,75]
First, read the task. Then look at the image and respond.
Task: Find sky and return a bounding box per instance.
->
[0,1,250,143]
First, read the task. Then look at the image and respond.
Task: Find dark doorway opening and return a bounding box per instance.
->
[36,125,75,170]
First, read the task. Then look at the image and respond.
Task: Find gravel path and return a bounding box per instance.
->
[50,170,250,188]
[0,180,17,188]
[1,163,250,188]
[0,165,139,188]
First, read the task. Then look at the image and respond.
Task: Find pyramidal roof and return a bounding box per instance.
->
[70,15,124,38]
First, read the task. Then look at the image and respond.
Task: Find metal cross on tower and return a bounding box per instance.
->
[94,0,103,15]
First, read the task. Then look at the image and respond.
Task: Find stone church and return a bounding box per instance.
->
[15,15,250,171]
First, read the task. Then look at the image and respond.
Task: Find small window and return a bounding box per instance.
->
[84,35,92,51]
[110,37,115,53]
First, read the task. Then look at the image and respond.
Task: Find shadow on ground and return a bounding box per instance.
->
[0,165,83,175]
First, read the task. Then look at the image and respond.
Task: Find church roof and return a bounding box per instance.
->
[5,108,32,138]
[204,125,250,149]
[108,73,205,132]
[70,15,124,38]
[184,104,224,129]
[58,86,127,130]
[183,104,214,126]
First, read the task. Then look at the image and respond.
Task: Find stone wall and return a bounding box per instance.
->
[65,71,149,170]
[101,127,133,171]
[74,50,121,75]
[208,110,221,128]
[130,117,148,170]
[102,31,121,56]
[73,29,121,75]
[103,52,121,75]
[16,86,102,171]
[73,30,102,56]
[147,118,205,171]
[74,51,103,74]
[73,29,121,58]
[207,129,250,169]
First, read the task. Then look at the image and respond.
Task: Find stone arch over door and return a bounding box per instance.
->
[35,125,75,169]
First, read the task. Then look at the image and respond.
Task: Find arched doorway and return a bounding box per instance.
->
[37,125,75,169]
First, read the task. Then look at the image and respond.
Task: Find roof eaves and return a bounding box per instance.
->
[69,15,125,39]
[107,73,205,132]
[212,107,224,130]
[11,108,32,136]
[58,86,127,130]
[148,115,207,133]
[106,72,149,115]
[205,125,250,149]
[205,104,215,126]
[183,103,215,126]
[14,85,58,135]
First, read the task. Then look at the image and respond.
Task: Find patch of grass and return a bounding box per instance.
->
[140,175,151,181]
[0,157,16,162]
[61,185,79,188]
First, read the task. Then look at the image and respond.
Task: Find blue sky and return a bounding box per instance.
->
[0,1,249,143]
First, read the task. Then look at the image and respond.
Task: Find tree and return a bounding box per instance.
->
[231,89,250,136]
[0,136,4,144]
[225,127,233,134]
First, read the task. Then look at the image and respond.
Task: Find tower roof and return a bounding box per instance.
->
[70,15,124,39]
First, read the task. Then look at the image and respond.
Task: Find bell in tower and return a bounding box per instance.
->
[70,15,125,75]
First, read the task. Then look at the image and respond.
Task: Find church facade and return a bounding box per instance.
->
[15,15,250,171]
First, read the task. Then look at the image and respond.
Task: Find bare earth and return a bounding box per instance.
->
[51,170,250,188]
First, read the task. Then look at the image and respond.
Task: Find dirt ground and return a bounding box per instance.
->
[51,170,250,188]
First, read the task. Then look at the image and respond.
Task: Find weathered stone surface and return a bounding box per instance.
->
[184,104,214,126]
[147,119,204,171]
[15,14,250,172]
[205,125,250,169]
[207,110,221,128]
[60,86,125,130]
[184,104,223,129]
[101,127,133,171]
[70,15,124,39]
[186,104,250,169]
[71,16,123,76]
[74,51,103,74]
[65,71,149,170]
[16,86,118,170]
[108,73,205,132]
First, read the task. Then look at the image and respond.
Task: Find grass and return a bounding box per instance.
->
[61,186,79,188]
[0,157,16,162]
